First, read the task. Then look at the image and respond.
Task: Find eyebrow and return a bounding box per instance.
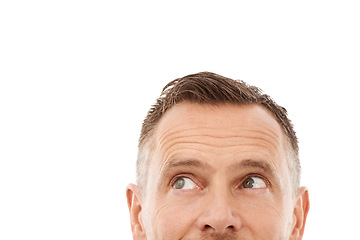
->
[160,158,275,176]
[228,159,275,176]
[160,159,214,174]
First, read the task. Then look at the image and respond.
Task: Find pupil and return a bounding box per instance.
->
[243,178,254,188]
[175,178,185,189]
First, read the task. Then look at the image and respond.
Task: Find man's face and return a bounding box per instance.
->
[127,103,309,240]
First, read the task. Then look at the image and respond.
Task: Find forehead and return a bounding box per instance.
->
[152,102,287,165]
[155,102,284,141]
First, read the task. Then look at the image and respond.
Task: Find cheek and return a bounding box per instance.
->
[240,197,292,238]
[144,195,199,239]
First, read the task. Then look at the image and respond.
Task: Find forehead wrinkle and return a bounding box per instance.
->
[156,125,240,149]
[156,116,283,144]
[160,138,279,160]
[156,127,207,151]
[155,132,284,177]
[157,140,282,181]
[157,130,282,161]
[160,144,210,176]
[154,106,287,176]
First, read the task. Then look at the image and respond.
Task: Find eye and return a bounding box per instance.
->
[173,177,198,190]
[241,176,267,189]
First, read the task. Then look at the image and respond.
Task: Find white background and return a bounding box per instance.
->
[1,1,359,239]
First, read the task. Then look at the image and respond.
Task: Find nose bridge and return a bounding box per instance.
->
[210,185,231,215]
[196,181,241,232]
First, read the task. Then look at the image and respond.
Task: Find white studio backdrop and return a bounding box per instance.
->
[1,1,359,239]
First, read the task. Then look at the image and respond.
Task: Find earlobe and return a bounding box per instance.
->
[126,184,146,240]
[291,187,310,239]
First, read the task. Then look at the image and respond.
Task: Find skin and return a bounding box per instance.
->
[127,102,309,240]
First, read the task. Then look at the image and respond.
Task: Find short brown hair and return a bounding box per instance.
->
[137,72,300,194]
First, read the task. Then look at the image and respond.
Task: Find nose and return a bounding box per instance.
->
[195,189,242,233]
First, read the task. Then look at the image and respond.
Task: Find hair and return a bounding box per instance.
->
[137,72,300,195]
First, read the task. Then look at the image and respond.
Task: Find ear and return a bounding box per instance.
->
[290,187,310,239]
[126,184,147,240]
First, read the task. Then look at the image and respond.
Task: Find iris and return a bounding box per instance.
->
[174,178,185,189]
